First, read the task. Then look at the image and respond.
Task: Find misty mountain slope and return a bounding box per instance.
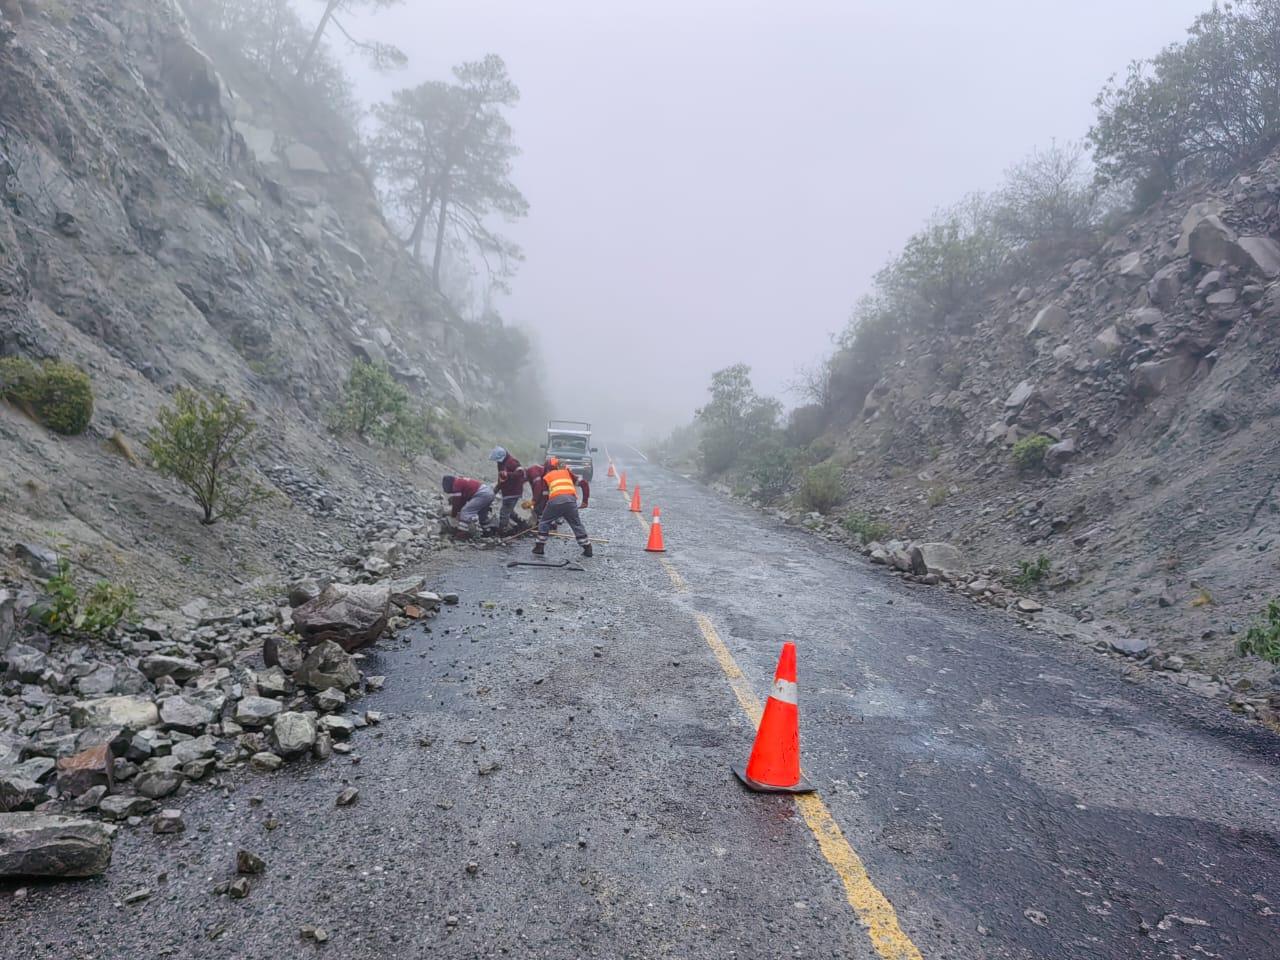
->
[0,1,485,604]
[822,151,1280,687]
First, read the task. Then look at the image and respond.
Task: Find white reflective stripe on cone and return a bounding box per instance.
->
[770,678,798,705]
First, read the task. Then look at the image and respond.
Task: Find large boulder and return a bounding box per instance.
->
[296,640,360,692]
[70,696,158,732]
[0,775,44,812]
[0,813,114,878]
[1232,236,1280,278]
[1187,215,1235,267]
[292,584,390,653]
[1044,438,1077,477]
[1131,355,1198,399]
[1174,200,1226,256]
[917,543,964,574]
[1091,325,1123,358]
[1147,265,1183,307]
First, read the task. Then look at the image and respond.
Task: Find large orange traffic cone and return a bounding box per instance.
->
[733,643,814,793]
[607,462,616,479]
[645,508,666,552]
[618,470,627,492]
[629,486,642,513]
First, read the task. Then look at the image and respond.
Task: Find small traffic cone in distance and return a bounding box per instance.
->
[645,508,666,552]
[618,471,627,492]
[607,462,616,478]
[629,486,642,513]
[733,642,814,793]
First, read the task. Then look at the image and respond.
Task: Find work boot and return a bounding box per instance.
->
[581,543,593,558]
[531,542,545,557]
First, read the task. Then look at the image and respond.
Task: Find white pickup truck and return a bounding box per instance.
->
[544,420,598,481]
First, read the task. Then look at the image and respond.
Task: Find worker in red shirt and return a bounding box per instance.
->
[533,457,592,558]
[525,463,546,519]
[488,446,527,534]
[441,475,495,538]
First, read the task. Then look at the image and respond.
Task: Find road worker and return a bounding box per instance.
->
[533,457,592,557]
[525,462,546,519]
[441,475,495,538]
[488,446,528,535]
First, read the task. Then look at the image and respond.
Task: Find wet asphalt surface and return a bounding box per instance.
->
[2,448,1279,959]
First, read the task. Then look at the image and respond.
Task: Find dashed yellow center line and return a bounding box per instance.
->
[614,463,925,960]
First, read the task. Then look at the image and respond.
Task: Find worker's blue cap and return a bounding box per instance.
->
[488,446,507,462]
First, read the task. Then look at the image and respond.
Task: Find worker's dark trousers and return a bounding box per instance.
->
[497,495,520,530]
[536,495,589,546]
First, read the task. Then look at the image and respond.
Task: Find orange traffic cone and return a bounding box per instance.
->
[645,507,666,552]
[733,643,814,793]
[607,462,616,479]
[618,470,627,492]
[629,486,642,513]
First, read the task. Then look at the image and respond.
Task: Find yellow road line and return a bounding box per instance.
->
[686,584,925,959]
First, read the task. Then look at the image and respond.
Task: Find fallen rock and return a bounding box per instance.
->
[1131,355,1198,399]
[262,636,304,673]
[1232,235,1280,278]
[236,849,266,875]
[296,640,361,692]
[138,655,201,684]
[1016,598,1044,614]
[917,542,964,575]
[335,786,359,807]
[133,768,184,800]
[292,584,390,653]
[0,776,43,812]
[158,695,216,733]
[1026,306,1069,339]
[152,809,185,834]
[98,795,154,822]
[71,696,159,733]
[55,745,114,798]
[12,543,59,580]
[249,751,282,772]
[1044,439,1076,477]
[270,713,317,757]
[235,697,283,728]
[0,813,114,878]
[1188,215,1235,267]
[287,578,323,608]
[314,687,346,712]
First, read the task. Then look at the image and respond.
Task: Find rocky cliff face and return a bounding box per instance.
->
[823,151,1280,694]
[0,1,486,604]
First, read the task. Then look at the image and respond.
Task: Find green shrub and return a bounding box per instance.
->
[798,463,844,513]
[1238,599,1280,664]
[1012,434,1053,471]
[39,557,135,637]
[749,445,793,503]
[0,357,94,435]
[147,388,272,524]
[843,511,890,543]
[332,360,408,440]
[1014,555,1051,588]
[927,487,949,508]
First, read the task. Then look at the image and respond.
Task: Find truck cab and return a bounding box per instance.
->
[545,420,597,481]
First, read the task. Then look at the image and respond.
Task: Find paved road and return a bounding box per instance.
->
[2,450,1278,959]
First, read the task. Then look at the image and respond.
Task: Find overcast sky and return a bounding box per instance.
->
[340,0,1209,438]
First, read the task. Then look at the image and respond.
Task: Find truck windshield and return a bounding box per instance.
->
[548,435,588,455]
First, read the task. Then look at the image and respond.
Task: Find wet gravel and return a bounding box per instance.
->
[2,450,1278,960]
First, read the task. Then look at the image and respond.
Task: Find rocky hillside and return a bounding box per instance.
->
[0,0,498,606]
[815,151,1280,704]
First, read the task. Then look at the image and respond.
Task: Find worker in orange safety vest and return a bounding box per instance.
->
[532,457,591,558]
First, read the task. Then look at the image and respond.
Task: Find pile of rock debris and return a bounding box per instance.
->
[0,571,454,881]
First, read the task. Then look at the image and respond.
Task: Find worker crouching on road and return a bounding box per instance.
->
[533,457,592,558]
[442,475,495,538]
[488,446,527,535]
[525,463,546,519]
